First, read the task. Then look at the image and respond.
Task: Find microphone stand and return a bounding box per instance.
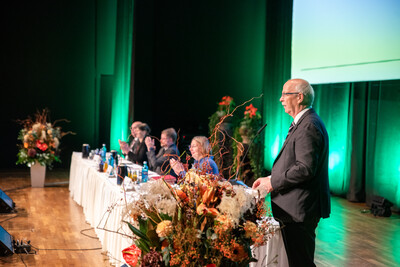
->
[230,123,267,187]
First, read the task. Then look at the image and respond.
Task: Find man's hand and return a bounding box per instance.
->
[145,136,156,151]
[119,139,130,154]
[252,176,274,195]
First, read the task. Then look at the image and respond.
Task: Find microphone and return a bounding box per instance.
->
[256,123,267,135]
[231,123,267,185]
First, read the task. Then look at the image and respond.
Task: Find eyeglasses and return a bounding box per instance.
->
[281,92,300,97]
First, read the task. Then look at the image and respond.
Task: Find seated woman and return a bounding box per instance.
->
[170,136,219,177]
[122,123,151,165]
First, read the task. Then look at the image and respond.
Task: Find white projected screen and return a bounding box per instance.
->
[291,0,400,84]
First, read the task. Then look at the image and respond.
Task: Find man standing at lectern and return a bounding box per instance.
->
[253,78,330,267]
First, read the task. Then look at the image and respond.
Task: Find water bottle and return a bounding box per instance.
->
[142,161,149,183]
[101,144,107,161]
[108,156,115,176]
[108,155,114,168]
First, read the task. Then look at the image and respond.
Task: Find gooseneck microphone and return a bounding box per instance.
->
[256,123,267,135]
[232,123,267,185]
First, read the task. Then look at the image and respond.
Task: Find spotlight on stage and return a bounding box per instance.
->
[371,195,393,217]
[0,189,15,213]
[0,226,14,256]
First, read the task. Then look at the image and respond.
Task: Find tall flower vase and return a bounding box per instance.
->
[30,162,46,188]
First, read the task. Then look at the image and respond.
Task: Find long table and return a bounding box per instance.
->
[69,152,288,266]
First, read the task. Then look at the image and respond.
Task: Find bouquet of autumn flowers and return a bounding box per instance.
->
[16,109,73,168]
[122,169,275,267]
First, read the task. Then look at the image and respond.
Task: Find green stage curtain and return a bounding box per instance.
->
[110,0,134,151]
[312,83,353,196]
[313,80,400,209]
[262,0,293,170]
[365,80,400,208]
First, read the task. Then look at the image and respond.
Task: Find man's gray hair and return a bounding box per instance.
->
[162,128,177,143]
[296,81,314,107]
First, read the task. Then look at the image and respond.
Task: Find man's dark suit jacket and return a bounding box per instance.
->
[271,108,330,222]
[146,144,179,176]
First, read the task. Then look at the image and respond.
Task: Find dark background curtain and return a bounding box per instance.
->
[1,0,399,210]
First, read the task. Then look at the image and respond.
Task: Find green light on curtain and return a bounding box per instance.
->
[109,0,134,151]
[313,84,352,195]
[367,83,400,208]
[271,134,281,160]
[329,152,341,170]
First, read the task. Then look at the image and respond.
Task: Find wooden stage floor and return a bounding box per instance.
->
[0,169,399,267]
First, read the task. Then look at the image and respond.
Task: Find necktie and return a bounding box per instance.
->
[289,122,295,132]
[286,122,295,139]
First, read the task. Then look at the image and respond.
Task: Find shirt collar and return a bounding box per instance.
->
[294,107,311,125]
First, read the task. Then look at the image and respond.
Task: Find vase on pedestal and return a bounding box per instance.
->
[30,162,46,188]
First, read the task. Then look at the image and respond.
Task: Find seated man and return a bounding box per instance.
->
[145,128,180,176]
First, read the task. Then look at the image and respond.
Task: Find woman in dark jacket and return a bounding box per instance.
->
[127,123,150,165]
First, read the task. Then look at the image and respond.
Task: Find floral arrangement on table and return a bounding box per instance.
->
[232,104,264,183]
[16,109,73,169]
[121,169,275,267]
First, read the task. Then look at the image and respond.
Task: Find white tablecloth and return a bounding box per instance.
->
[69,152,288,266]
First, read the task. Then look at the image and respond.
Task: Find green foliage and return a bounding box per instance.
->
[209,98,264,181]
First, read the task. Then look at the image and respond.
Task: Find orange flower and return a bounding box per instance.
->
[206,208,220,217]
[156,220,173,238]
[215,214,233,232]
[244,104,257,118]
[219,96,233,106]
[202,187,215,205]
[197,203,219,217]
[243,221,258,239]
[24,142,29,149]
[230,242,248,262]
[196,203,207,215]
[176,189,189,203]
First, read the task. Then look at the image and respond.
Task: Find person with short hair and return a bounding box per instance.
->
[170,136,219,176]
[122,123,150,165]
[119,121,142,157]
[145,128,180,176]
[252,78,330,267]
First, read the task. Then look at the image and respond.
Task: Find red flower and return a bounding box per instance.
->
[206,264,216,267]
[36,140,48,151]
[219,96,233,106]
[244,104,257,118]
[122,244,141,266]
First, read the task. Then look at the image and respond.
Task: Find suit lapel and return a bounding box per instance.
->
[273,109,314,166]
